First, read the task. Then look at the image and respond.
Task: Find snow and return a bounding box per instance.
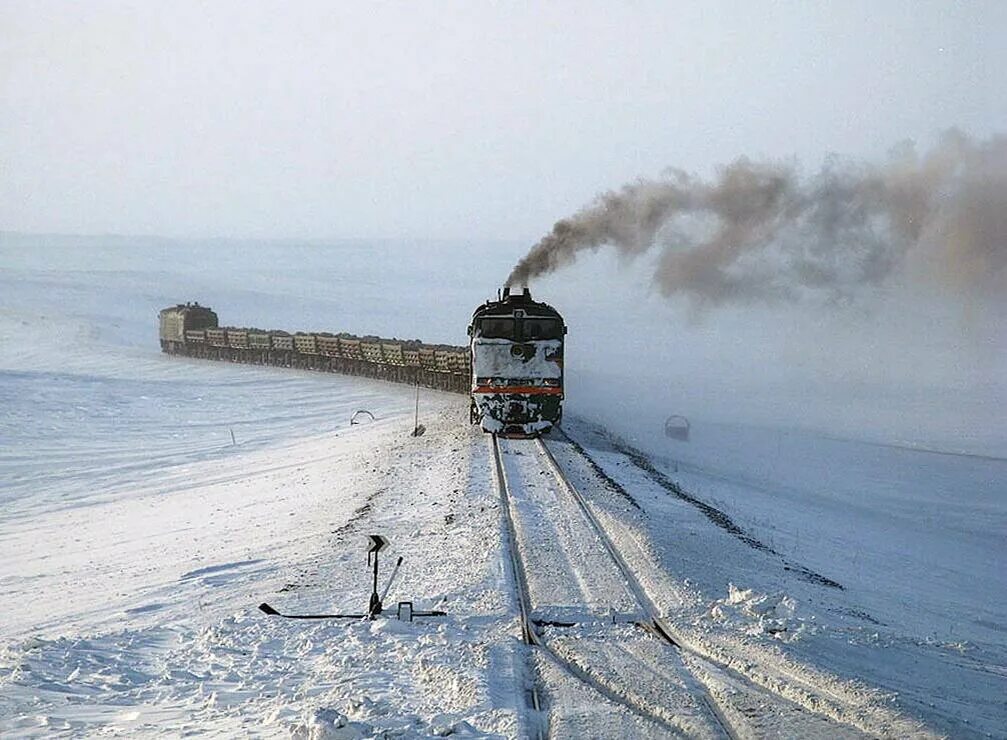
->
[497,438,639,621]
[1,233,1004,737]
[0,404,532,736]
[708,584,804,642]
[552,419,1006,738]
[471,339,562,379]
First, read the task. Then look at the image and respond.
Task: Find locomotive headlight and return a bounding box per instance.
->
[476,377,509,387]
[511,343,535,360]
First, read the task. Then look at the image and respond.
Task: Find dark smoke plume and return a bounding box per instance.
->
[507,131,1007,307]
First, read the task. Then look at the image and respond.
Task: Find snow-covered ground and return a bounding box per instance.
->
[554,420,1006,738]
[0,235,523,735]
[1,233,1004,736]
[1,400,532,736]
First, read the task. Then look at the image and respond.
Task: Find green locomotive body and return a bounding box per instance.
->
[468,287,566,437]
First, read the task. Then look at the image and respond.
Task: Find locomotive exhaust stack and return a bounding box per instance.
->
[499,286,532,301]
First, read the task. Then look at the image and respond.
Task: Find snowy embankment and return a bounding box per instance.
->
[1,399,532,737]
[555,418,1007,739]
[0,239,525,735]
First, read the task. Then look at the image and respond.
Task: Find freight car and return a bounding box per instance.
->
[157,303,470,394]
[468,287,566,436]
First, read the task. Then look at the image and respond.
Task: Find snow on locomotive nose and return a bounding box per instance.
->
[468,287,566,437]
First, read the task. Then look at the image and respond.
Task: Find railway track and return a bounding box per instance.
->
[491,432,875,739]
[491,434,734,738]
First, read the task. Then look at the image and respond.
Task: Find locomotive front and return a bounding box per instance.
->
[158,302,218,351]
[468,287,566,437]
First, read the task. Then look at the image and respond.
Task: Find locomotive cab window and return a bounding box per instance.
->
[478,318,517,339]
[522,318,564,340]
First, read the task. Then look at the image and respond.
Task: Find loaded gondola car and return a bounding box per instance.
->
[468,287,566,437]
[157,303,471,393]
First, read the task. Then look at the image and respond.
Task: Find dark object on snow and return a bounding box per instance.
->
[410,383,425,436]
[394,601,447,621]
[664,415,690,441]
[258,602,364,619]
[350,409,375,425]
[258,535,448,621]
[397,601,413,621]
[367,535,389,617]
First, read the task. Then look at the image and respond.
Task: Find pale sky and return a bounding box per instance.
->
[2,1,1004,240]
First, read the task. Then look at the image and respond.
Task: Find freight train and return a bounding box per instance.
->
[158,303,470,393]
[159,291,566,436]
[468,287,566,437]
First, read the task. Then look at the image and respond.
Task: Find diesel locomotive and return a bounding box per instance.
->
[468,287,566,437]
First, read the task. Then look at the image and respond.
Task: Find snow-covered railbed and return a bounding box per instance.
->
[0,401,533,737]
[494,437,721,737]
[495,436,893,738]
[495,437,638,621]
[546,422,995,738]
[534,434,926,738]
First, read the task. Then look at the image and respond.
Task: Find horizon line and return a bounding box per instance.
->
[0,229,527,245]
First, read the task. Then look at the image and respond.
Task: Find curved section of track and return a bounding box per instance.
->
[493,431,892,738]
[538,434,880,738]
[491,435,734,739]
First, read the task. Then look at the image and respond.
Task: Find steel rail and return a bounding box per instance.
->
[535,437,739,739]
[490,435,547,740]
[491,435,691,738]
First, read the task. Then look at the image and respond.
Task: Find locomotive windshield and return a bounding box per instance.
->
[479,318,517,339]
[522,318,564,340]
[476,317,563,340]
